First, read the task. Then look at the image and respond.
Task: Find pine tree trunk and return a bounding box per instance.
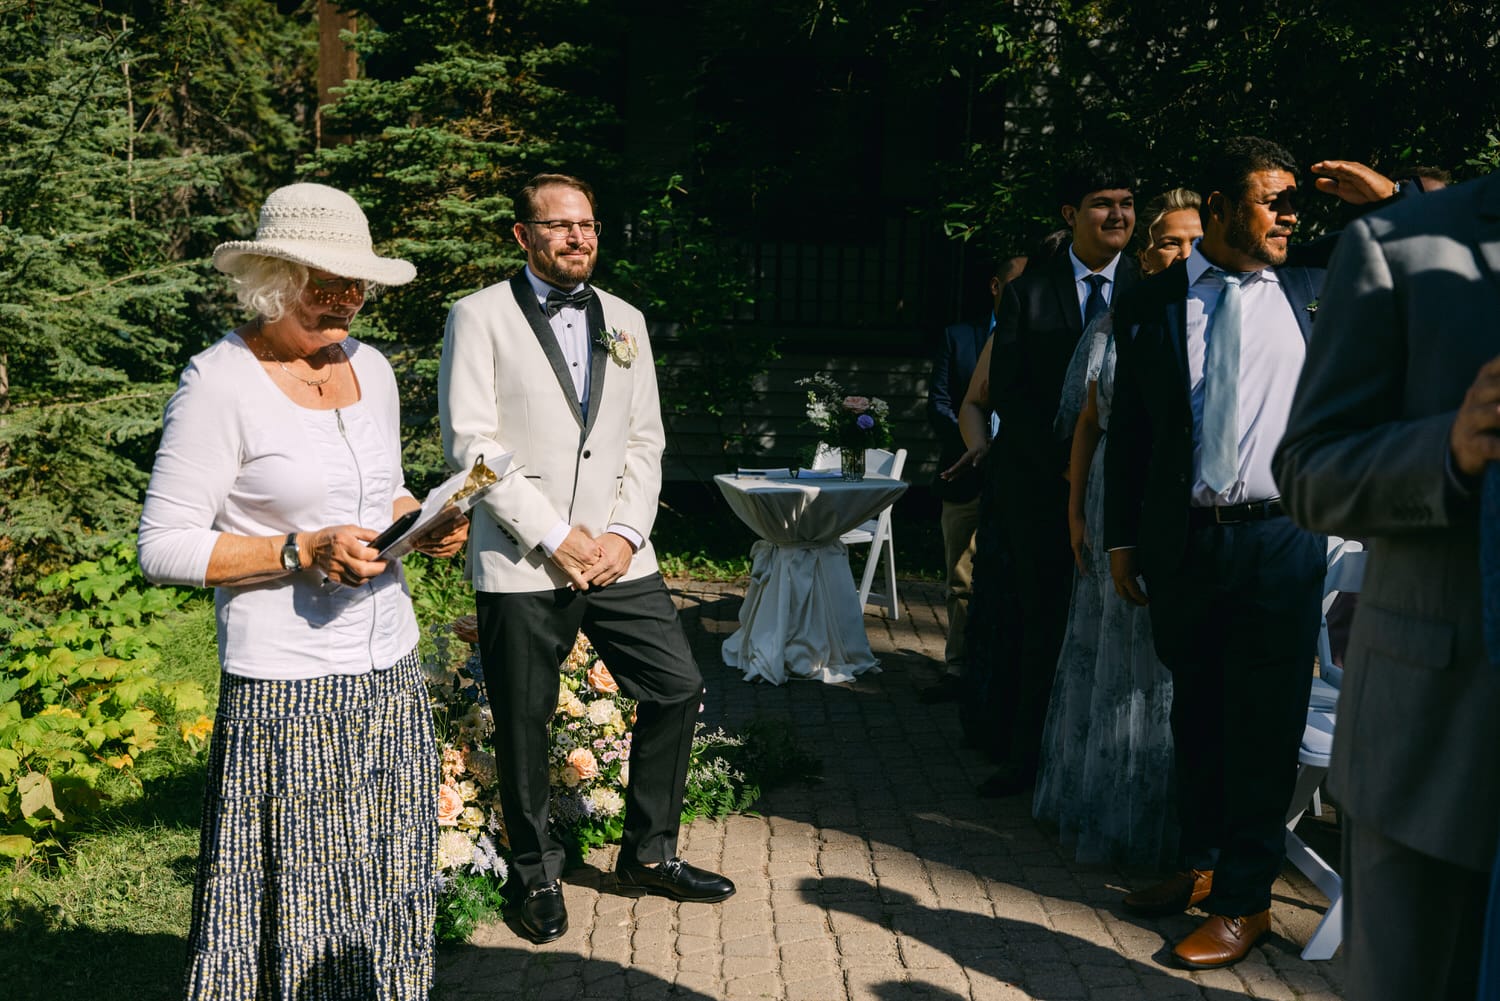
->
[316,2,357,148]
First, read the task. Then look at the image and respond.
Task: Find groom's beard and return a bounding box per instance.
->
[532,243,596,289]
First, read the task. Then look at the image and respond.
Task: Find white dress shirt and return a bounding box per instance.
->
[1068,246,1122,323]
[525,266,593,408]
[138,334,420,680]
[524,267,644,556]
[1184,246,1307,506]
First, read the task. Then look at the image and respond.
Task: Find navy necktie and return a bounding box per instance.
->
[1482,462,1500,667]
[544,286,594,316]
[1082,273,1109,328]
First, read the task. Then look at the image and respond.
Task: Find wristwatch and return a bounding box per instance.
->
[280,532,301,572]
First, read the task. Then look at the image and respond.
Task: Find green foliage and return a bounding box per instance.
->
[655,550,752,582]
[304,2,618,492]
[0,543,207,863]
[682,728,760,822]
[401,552,475,662]
[433,870,508,944]
[0,1,315,599]
[608,176,774,475]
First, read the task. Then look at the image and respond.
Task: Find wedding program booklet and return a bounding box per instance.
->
[372,453,512,560]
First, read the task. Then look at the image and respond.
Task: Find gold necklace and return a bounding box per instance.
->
[253,319,344,395]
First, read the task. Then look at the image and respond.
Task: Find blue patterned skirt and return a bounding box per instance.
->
[183,650,437,1001]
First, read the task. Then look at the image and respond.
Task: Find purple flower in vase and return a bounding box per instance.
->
[856,414,876,431]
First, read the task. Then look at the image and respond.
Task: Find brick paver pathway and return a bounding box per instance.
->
[434,579,1345,1000]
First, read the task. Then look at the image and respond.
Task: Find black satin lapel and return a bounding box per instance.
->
[1475,175,1500,294]
[509,272,584,428]
[1167,296,1189,389]
[1158,260,1190,393]
[583,295,608,436]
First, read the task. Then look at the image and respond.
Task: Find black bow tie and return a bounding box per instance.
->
[543,287,594,316]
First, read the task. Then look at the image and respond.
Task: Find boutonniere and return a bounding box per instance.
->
[1305,300,1319,318]
[598,328,638,366]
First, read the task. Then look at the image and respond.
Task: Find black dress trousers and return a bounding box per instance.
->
[476,573,703,890]
[1146,515,1324,916]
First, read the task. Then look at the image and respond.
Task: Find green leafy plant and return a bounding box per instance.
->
[433,870,509,944]
[0,544,208,863]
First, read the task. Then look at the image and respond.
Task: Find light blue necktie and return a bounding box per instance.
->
[1200,270,1247,494]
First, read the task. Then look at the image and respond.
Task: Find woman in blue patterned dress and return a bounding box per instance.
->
[138,184,467,1000]
[1032,189,1202,866]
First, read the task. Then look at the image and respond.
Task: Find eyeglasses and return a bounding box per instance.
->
[523,219,603,238]
[308,275,369,298]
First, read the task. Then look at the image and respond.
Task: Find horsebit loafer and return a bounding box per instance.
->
[1121,868,1214,917]
[1172,910,1270,969]
[615,857,736,903]
[518,879,568,944]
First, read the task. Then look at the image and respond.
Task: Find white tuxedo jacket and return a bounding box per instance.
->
[439,272,662,593]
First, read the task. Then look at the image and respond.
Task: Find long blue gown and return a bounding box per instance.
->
[1031,314,1180,867]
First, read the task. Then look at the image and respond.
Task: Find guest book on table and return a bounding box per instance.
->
[373,453,512,559]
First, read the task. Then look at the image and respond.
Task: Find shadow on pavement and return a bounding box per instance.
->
[808,876,1270,1000]
[433,944,719,1001]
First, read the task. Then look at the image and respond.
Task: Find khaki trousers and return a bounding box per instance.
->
[940,497,981,674]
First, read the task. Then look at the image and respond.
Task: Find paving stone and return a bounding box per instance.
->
[431,579,1344,1000]
[786,973,848,1000]
[723,932,777,958]
[723,972,783,998]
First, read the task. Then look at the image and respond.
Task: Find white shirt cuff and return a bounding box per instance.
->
[540,521,572,557]
[606,524,643,551]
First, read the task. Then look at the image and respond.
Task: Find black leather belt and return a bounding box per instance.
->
[1188,498,1285,527]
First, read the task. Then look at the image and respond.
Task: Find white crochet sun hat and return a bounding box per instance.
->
[212,182,416,286]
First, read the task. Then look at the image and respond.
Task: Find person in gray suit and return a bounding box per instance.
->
[1274,172,1500,1000]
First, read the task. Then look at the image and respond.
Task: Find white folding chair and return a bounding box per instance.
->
[1316,538,1365,691]
[811,445,907,619]
[1283,536,1367,961]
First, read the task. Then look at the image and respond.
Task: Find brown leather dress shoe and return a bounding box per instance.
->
[1121,869,1213,917]
[1171,911,1270,969]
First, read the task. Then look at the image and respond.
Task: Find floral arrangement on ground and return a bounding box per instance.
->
[423,617,816,942]
[797,373,893,454]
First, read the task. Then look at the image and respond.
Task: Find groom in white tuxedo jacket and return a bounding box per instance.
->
[439,173,734,944]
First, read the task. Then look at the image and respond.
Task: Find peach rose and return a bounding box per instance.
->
[586,661,619,694]
[437,783,465,826]
[565,748,600,784]
[842,395,871,413]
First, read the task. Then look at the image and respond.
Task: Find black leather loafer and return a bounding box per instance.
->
[518,880,568,943]
[615,857,736,903]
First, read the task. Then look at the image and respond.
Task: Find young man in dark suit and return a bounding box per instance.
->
[975,154,1139,796]
[1275,173,1500,1000]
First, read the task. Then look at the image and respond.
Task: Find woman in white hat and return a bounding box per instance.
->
[138,183,464,1000]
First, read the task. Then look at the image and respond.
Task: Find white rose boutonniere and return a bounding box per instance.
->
[598,328,638,366]
[1305,299,1319,319]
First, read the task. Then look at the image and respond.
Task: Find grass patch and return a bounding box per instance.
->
[2,598,217,1000]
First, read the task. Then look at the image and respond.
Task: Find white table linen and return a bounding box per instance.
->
[715,472,908,684]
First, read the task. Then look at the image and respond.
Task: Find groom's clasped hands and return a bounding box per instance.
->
[551,524,635,590]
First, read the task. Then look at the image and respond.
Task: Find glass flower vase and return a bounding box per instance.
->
[840,447,866,481]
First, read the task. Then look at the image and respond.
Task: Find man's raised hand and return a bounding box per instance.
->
[1310,160,1398,205]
